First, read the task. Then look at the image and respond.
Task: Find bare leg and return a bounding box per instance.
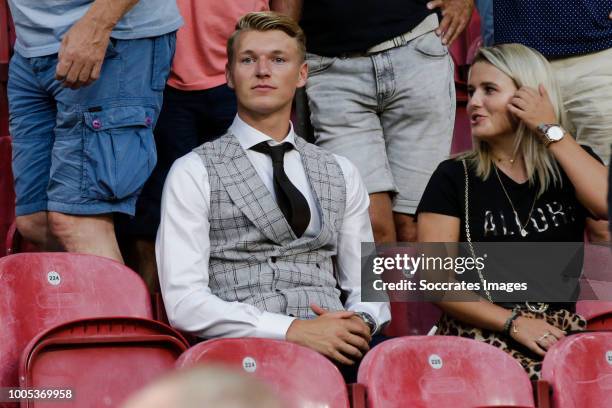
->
[48,212,123,263]
[394,213,418,242]
[369,192,397,243]
[15,212,62,250]
[122,238,159,294]
[586,218,610,243]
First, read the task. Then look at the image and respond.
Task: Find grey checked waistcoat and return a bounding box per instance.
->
[194,132,347,319]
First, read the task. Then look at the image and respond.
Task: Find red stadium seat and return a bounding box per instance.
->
[576,244,612,330]
[448,10,481,155]
[358,336,535,408]
[377,245,442,336]
[0,136,15,257]
[0,0,15,81]
[541,332,612,408]
[0,2,15,258]
[451,103,472,154]
[19,317,188,408]
[4,220,40,255]
[576,300,612,330]
[383,302,441,336]
[176,338,350,408]
[0,253,153,393]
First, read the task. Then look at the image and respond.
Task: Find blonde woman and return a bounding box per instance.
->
[417,44,608,379]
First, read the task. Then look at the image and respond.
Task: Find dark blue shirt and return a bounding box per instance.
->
[494,0,612,58]
[301,0,431,56]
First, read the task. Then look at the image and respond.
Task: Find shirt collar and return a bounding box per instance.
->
[229,114,297,151]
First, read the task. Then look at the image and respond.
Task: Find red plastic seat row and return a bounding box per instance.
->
[176,333,612,408]
[539,332,612,408]
[177,338,350,408]
[0,253,154,390]
[176,336,536,408]
[19,317,188,408]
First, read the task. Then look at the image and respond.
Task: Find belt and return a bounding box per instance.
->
[365,13,439,55]
[497,302,576,313]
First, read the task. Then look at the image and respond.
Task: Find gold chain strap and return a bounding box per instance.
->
[462,159,493,302]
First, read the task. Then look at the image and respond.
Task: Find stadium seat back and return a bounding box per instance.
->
[576,300,612,330]
[0,136,14,257]
[1,1,15,257]
[4,220,40,255]
[0,253,153,390]
[19,317,188,408]
[541,332,612,408]
[176,338,350,408]
[383,302,441,336]
[577,244,612,330]
[358,336,535,408]
[451,103,472,154]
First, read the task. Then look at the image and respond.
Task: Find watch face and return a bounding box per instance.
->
[548,126,565,141]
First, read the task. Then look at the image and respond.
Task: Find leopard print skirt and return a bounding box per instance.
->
[435,308,586,380]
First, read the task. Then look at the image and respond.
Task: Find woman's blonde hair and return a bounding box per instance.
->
[460,43,566,196]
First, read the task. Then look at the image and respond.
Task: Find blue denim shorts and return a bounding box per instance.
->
[8,33,176,216]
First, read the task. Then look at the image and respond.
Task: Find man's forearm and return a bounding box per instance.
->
[85,0,140,30]
[270,0,303,21]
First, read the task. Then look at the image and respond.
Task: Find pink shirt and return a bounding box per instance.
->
[167,0,269,91]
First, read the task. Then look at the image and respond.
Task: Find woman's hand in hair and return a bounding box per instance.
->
[509,315,566,357]
[508,85,557,133]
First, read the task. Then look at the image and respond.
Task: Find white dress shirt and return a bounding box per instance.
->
[156,115,390,340]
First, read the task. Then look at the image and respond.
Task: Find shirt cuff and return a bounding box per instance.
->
[255,311,296,340]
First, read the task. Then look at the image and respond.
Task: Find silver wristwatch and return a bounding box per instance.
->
[536,124,566,147]
[355,312,377,335]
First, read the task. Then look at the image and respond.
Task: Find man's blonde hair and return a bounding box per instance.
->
[460,43,565,196]
[227,11,306,65]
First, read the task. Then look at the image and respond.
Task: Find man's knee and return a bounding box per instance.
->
[47,212,79,244]
[15,212,48,244]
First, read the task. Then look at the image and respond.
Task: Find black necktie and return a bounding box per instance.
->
[251,141,311,237]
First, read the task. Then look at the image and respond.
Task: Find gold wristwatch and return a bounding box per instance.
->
[536,124,566,147]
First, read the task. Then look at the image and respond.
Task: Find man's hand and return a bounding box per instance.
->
[427,0,474,45]
[55,16,112,89]
[55,0,139,89]
[508,84,557,133]
[285,304,372,365]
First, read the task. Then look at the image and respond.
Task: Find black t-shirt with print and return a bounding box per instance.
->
[417,146,600,242]
[416,146,601,307]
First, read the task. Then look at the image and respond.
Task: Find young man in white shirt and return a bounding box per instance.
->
[156,11,390,368]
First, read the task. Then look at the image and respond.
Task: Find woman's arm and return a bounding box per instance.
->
[418,211,565,355]
[418,212,513,331]
[548,136,608,219]
[509,85,608,219]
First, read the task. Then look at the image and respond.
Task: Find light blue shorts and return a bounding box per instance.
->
[8,33,176,216]
[305,31,455,214]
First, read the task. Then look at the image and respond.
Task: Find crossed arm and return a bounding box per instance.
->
[156,153,390,365]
